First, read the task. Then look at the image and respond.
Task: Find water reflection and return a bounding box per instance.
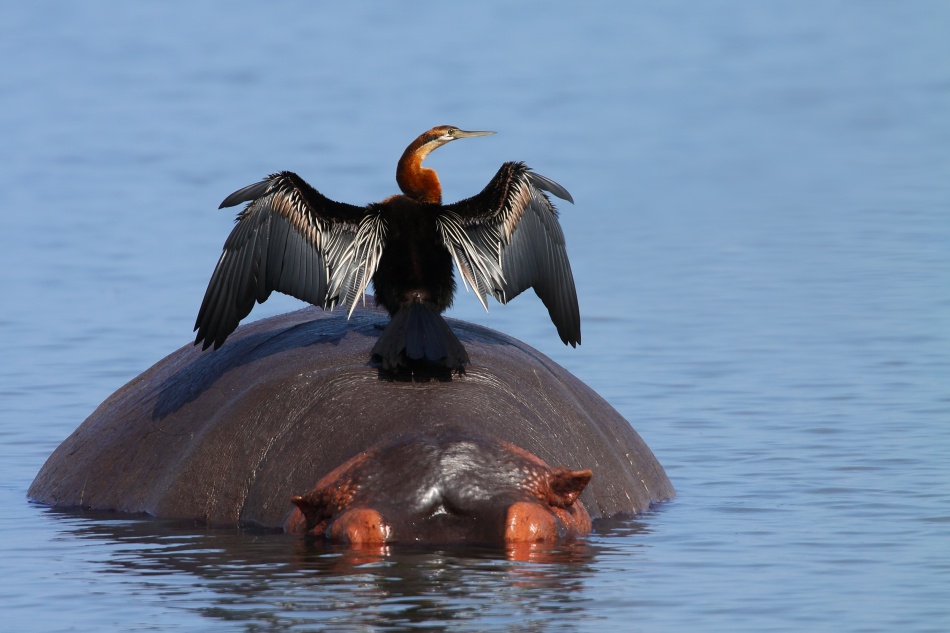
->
[45,508,652,631]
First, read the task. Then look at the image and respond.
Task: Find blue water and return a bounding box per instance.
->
[2,2,948,631]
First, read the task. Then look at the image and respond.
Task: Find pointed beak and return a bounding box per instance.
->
[452,129,496,139]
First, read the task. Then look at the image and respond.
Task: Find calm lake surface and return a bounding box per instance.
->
[2,2,948,631]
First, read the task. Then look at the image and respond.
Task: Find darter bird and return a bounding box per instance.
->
[194,125,580,373]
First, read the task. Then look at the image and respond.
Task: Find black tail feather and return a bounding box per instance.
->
[372,303,469,372]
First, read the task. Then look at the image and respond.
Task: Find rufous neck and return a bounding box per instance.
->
[396,140,443,204]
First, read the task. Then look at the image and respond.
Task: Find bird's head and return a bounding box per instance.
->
[412,125,495,160]
[397,126,495,203]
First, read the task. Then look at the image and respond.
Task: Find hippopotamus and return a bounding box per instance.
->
[29,303,673,545]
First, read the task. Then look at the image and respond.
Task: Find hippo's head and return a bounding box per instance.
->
[286,434,593,544]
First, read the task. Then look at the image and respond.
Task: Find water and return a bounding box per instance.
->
[1,1,948,631]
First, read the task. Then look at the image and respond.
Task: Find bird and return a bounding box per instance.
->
[194,125,580,373]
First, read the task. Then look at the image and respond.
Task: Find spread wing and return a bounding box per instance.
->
[194,171,382,350]
[439,161,580,346]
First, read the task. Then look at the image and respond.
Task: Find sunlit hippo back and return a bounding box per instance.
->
[286,433,592,544]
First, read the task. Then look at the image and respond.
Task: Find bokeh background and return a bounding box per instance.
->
[2,2,948,631]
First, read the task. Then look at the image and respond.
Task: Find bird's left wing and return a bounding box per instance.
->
[194,171,379,350]
[439,161,581,346]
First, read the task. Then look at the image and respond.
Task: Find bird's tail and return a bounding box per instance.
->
[372,303,469,374]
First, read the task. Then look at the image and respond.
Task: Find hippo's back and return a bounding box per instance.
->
[29,304,673,528]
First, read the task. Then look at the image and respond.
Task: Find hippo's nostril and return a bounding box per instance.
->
[327,508,391,544]
[505,502,561,542]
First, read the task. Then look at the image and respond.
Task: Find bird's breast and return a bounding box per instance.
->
[372,200,456,311]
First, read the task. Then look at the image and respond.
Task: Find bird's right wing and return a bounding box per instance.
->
[439,162,581,347]
[194,171,378,350]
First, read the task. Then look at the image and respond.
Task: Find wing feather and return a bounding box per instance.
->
[440,162,580,346]
[194,171,378,350]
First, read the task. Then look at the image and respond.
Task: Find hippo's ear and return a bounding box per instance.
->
[291,493,334,530]
[547,468,593,508]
